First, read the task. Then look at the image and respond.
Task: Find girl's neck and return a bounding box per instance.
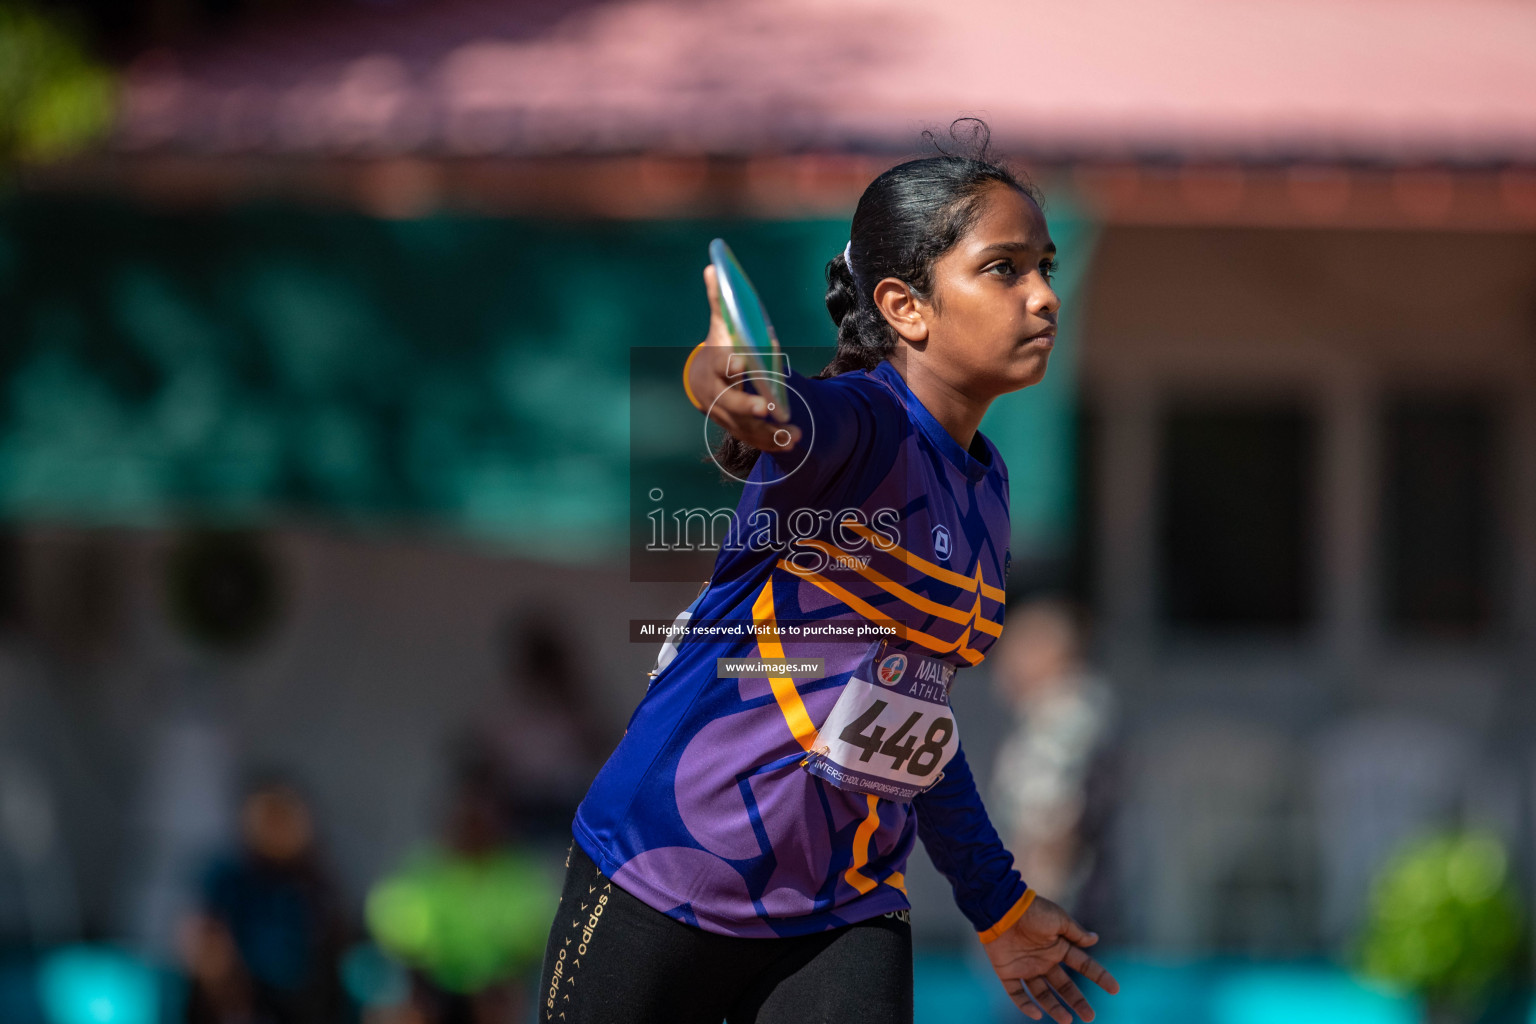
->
[893,356,992,451]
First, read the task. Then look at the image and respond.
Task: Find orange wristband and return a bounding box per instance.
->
[682,341,709,412]
[977,888,1037,944]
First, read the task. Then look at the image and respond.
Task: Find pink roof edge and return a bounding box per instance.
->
[115,0,1536,163]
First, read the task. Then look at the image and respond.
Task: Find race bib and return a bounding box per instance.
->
[802,643,961,802]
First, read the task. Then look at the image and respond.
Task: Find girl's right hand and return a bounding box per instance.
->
[982,896,1119,1023]
[686,265,802,453]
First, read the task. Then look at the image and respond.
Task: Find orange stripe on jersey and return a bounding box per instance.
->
[751,580,819,752]
[844,795,881,895]
[775,560,961,656]
[969,588,1004,638]
[840,520,1007,606]
[777,560,992,664]
[839,520,978,591]
[973,560,1007,605]
[798,540,1002,641]
[792,540,973,625]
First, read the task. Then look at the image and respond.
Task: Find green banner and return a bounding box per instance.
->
[0,195,1090,563]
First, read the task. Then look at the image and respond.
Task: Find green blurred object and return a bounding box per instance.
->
[0,204,847,559]
[366,848,557,994]
[0,197,1093,565]
[1358,830,1526,1015]
[0,2,115,164]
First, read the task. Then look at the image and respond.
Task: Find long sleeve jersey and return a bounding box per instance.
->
[573,357,1032,940]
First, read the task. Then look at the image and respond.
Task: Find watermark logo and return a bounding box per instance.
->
[643,490,900,574]
[877,652,908,686]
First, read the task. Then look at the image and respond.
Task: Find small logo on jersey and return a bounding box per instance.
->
[1004,551,1012,583]
[877,653,908,686]
[931,525,952,562]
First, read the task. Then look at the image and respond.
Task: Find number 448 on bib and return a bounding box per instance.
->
[802,646,961,802]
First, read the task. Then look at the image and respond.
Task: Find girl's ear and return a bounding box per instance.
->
[873,278,929,344]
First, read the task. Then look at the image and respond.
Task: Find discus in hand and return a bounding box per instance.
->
[708,238,791,415]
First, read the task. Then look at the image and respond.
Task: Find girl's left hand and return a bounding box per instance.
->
[982,895,1120,1022]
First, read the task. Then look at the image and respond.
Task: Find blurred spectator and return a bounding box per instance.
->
[475,610,606,845]
[367,757,557,1024]
[0,594,84,946]
[179,778,348,1024]
[989,599,1118,918]
[0,752,77,944]
[130,690,237,962]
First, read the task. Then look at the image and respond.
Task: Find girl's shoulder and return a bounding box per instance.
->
[784,365,906,432]
[810,364,906,412]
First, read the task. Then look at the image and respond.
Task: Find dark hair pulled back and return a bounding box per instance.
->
[716,118,1041,476]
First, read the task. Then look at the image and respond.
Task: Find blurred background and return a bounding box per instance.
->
[2,0,1536,1021]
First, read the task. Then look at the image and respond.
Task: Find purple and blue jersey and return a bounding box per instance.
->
[573,357,1032,940]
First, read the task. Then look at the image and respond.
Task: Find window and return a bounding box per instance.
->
[1381,398,1501,637]
[1160,406,1316,631]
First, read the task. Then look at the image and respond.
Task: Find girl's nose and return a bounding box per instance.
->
[1031,283,1061,316]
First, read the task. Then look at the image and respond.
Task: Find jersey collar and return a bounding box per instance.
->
[871,360,993,482]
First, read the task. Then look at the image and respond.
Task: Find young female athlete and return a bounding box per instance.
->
[539,131,1120,1024]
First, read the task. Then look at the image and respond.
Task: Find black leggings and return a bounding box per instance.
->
[538,843,913,1024]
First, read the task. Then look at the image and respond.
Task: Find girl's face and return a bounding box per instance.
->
[901,184,1060,398]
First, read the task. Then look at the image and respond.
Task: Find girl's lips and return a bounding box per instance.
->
[1021,333,1056,349]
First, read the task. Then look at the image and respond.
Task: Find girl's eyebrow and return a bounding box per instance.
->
[976,240,1057,257]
